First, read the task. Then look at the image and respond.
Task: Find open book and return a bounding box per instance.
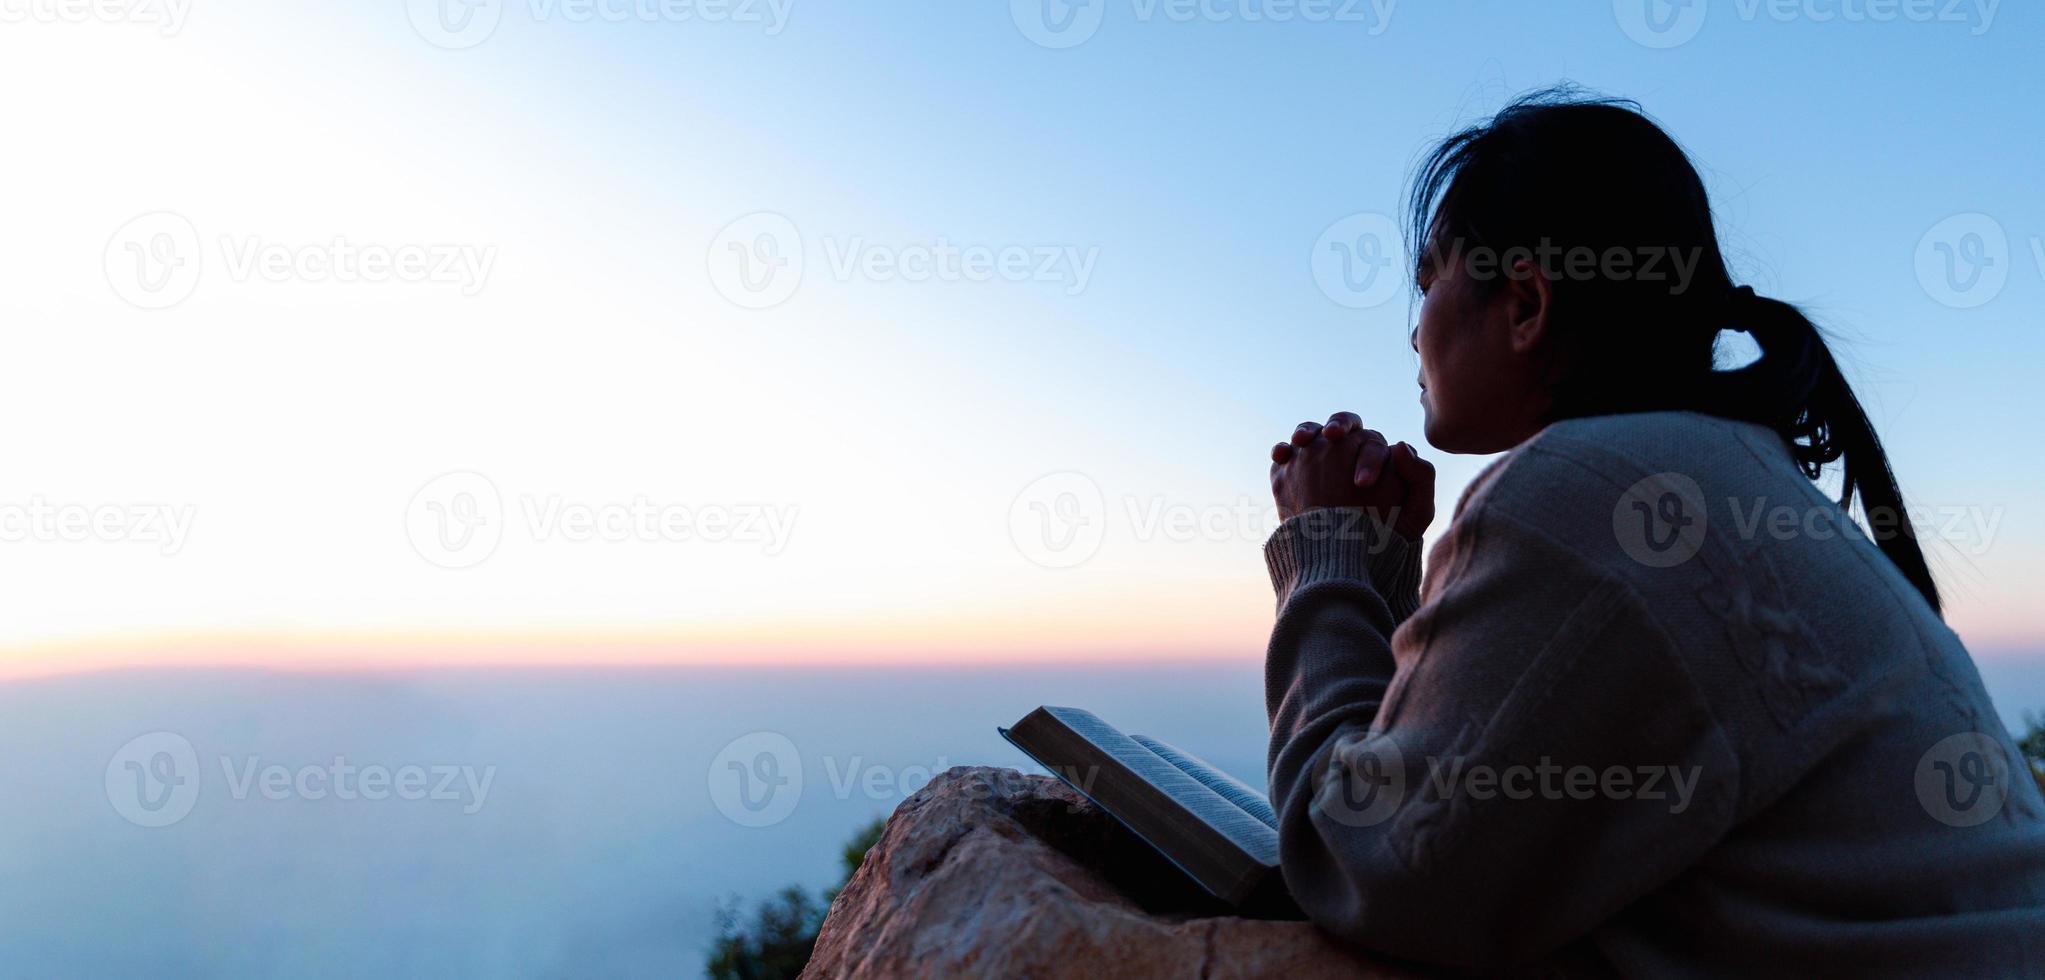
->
[1000,705,1294,915]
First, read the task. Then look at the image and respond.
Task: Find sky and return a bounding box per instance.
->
[0,0,2041,676]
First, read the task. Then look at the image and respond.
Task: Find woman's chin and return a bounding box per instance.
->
[1421,412,1477,455]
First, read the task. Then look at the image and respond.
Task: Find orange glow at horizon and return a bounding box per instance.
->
[0,586,1284,680]
[4,592,2039,682]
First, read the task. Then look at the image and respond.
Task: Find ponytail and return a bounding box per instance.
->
[1706,286,1943,614]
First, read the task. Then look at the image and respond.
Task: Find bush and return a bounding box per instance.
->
[2019,714,2045,797]
[706,817,887,980]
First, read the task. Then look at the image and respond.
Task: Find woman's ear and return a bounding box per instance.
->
[1503,258,1552,354]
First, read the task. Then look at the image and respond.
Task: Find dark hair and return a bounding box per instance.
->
[1406,86,1941,614]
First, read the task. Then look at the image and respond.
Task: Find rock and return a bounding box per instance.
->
[802,766,1413,979]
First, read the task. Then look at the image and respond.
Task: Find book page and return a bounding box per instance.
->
[1038,707,1278,867]
[1129,735,1277,829]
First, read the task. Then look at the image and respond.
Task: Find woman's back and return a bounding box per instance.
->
[1261,409,2045,975]
[1506,410,2045,974]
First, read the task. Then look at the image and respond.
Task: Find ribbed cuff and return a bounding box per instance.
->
[1264,508,1422,622]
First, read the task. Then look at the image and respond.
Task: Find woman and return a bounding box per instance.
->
[1262,90,2045,976]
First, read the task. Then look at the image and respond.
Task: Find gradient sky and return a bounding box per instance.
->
[1,0,2040,675]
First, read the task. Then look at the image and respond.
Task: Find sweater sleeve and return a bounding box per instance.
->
[1262,502,1740,972]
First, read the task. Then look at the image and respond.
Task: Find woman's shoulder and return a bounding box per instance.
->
[1464,410,1787,512]
[1447,409,1800,564]
[1534,410,1782,470]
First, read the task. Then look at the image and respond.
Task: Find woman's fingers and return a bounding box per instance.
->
[1322,410,1363,440]
[1350,429,1391,486]
[1390,441,1436,490]
[1270,418,1426,527]
[1387,441,1438,539]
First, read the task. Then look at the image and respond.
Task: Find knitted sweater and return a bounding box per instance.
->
[1262,410,2045,977]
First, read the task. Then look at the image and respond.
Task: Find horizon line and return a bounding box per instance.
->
[0,626,1266,682]
[5,624,2043,683]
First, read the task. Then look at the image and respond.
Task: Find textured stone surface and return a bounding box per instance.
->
[802,766,1412,979]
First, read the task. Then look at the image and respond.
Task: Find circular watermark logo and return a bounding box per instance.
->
[1316,730,1405,828]
[106,731,201,827]
[1614,472,1708,568]
[407,0,504,49]
[1008,471,1107,569]
[706,211,804,310]
[105,211,202,310]
[406,471,504,569]
[1612,0,1708,48]
[709,731,804,827]
[1310,211,1403,310]
[1010,0,1105,48]
[1915,731,2011,827]
[1914,212,2008,310]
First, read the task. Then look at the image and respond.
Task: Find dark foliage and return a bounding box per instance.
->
[2019,714,2045,797]
[706,816,886,980]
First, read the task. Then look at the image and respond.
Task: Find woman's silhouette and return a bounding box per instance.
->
[1262,88,2045,975]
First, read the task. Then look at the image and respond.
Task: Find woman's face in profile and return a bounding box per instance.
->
[1411,238,1549,456]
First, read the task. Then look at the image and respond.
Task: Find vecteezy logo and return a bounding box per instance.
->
[1010,0,1105,48]
[1317,730,1405,827]
[105,211,202,310]
[405,471,504,569]
[1008,471,1107,569]
[407,0,504,49]
[1310,212,1403,310]
[709,731,803,827]
[1614,472,1708,568]
[1916,731,2011,827]
[706,212,804,310]
[1613,0,1708,48]
[106,731,201,827]
[1914,213,2009,310]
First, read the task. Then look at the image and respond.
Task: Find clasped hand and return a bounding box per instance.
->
[1268,412,1436,541]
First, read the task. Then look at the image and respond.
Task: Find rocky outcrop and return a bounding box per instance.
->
[802,766,1414,979]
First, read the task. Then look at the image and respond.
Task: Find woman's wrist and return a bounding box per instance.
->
[1264,507,1423,621]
